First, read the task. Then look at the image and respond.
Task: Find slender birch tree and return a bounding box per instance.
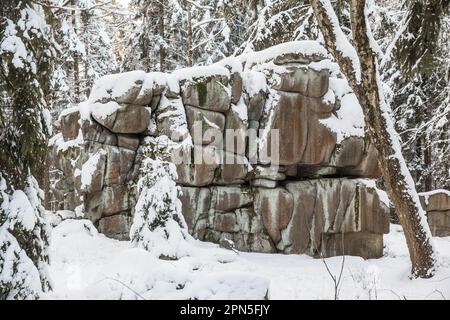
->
[310,0,436,278]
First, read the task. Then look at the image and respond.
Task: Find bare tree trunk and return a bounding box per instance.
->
[414,108,423,190]
[424,87,433,191]
[71,0,80,103]
[187,3,193,67]
[158,2,165,72]
[81,8,90,97]
[310,0,436,278]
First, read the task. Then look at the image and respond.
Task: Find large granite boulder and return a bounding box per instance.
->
[281,179,390,258]
[185,105,225,145]
[53,40,392,260]
[178,186,210,238]
[174,145,221,186]
[91,103,151,134]
[60,108,81,141]
[255,187,293,244]
[178,70,231,112]
[210,186,253,212]
[263,92,337,166]
[98,214,132,241]
[88,70,179,106]
[273,66,329,98]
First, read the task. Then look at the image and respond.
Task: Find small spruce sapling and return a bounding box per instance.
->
[130,136,190,259]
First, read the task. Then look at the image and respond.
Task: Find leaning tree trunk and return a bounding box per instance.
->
[310,0,436,278]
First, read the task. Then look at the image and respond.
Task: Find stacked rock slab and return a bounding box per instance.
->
[419,190,450,237]
[52,41,391,258]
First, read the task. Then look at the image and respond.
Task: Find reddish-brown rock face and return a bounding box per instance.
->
[92,104,151,134]
[181,75,230,112]
[273,66,330,98]
[255,188,293,244]
[61,109,81,141]
[185,105,225,145]
[265,92,337,166]
[98,214,132,240]
[52,41,392,259]
[281,179,390,257]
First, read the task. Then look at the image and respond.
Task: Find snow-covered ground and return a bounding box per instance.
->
[44,220,450,300]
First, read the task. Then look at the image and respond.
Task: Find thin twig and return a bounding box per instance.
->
[100,277,146,300]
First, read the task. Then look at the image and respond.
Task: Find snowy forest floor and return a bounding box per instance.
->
[44,219,450,300]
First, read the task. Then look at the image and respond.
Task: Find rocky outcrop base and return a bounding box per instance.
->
[179,179,390,257]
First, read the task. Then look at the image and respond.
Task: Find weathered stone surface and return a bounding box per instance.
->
[175,145,220,186]
[92,104,151,134]
[224,105,247,155]
[420,191,450,212]
[82,120,117,146]
[263,92,336,166]
[231,72,243,104]
[210,186,253,212]
[84,191,104,223]
[273,51,326,65]
[214,152,249,184]
[247,91,267,122]
[155,97,189,142]
[339,142,381,178]
[54,178,73,196]
[91,81,142,105]
[179,186,211,236]
[104,146,136,186]
[117,134,140,151]
[55,42,390,258]
[104,148,121,186]
[255,187,293,244]
[321,232,384,259]
[89,71,151,106]
[235,207,262,234]
[61,109,80,141]
[214,212,239,233]
[185,105,225,145]
[281,179,390,257]
[98,214,132,241]
[182,75,231,112]
[62,191,77,211]
[232,232,276,253]
[252,179,277,188]
[284,165,298,177]
[250,165,286,181]
[330,137,365,168]
[427,211,450,237]
[133,87,154,106]
[54,148,81,186]
[81,147,107,193]
[103,185,129,216]
[358,185,391,235]
[418,191,450,237]
[273,66,329,98]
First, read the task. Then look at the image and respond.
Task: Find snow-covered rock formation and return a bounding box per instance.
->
[50,41,392,259]
[418,190,450,237]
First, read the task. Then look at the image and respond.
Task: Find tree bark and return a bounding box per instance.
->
[187,4,193,67]
[158,1,165,72]
[71,0,80,102]
[310,0,436,278]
